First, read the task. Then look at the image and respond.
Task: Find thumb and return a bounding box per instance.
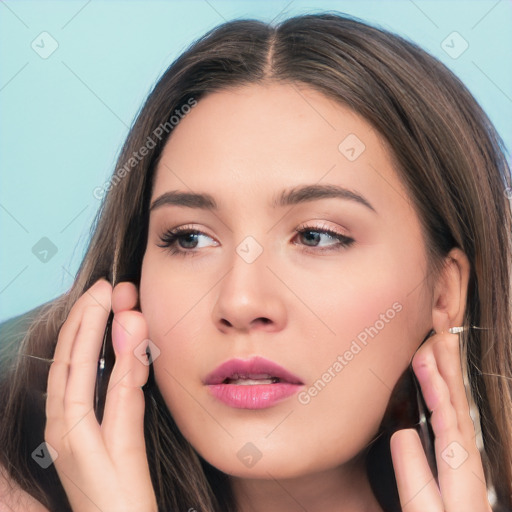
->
[101,310,150,459]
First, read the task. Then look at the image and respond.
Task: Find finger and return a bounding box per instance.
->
[111,282,139,344]
[413,347,489,512]
[46,279,112,428]
[64,301,111,421]
[390,428,443,511]
[101,310,150,459]
[112,281,138,314]
[59,283,113,454]
[54,279,113,362]
[431,333,474,440]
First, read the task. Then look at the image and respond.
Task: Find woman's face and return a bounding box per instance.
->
[140,83,434,479]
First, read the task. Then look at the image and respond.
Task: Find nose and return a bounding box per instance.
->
[212,247,287,334]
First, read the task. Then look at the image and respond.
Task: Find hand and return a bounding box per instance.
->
[390,330,492,512]
[45,278,158,512]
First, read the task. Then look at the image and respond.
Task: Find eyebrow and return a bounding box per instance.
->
[273,184,376,213]
[149,184,376,214]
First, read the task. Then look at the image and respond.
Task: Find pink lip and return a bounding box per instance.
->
[204,356,304,409]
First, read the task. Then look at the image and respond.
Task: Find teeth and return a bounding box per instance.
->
[235,373,273,380]
[227,377,280,385]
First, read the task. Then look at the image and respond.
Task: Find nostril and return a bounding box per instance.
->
[218,317,272,329]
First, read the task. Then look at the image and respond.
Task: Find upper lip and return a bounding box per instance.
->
[204,356,303,385]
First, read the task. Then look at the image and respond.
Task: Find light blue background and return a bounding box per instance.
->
[1,0,511,323]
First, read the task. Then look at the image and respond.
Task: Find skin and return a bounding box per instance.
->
[40,83,491,512]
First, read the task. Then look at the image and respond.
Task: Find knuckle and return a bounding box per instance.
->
[49,359,69,372]
[69,358,95,373]
[63,395,90,410]
[82,302,109,321]
[63,395,92,419]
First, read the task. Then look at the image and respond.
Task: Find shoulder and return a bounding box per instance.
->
[0,465,50,512]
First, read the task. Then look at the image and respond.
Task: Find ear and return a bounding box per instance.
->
[432,248,470,334]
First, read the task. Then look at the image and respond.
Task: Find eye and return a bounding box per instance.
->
[293,223,354,252]
[157,223,354,257]
[157,225,218,256]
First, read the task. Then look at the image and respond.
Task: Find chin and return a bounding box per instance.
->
[189,433,355,482]
[201,451,318,480]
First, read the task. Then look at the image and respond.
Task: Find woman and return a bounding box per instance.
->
[0,13,511,512]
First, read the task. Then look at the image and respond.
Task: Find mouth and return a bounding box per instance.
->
[222,374,281,385]
[204,356,303,386]
[204,357,304,409]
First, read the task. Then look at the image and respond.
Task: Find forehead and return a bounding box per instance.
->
[151,83,411,219]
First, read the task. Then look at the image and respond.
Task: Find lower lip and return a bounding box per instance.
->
[207,383,302,409]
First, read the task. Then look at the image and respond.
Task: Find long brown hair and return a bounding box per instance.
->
[1,13,511,512]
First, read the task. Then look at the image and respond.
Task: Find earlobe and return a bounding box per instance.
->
[431,248,470,333]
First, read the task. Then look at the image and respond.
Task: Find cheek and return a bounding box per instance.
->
[139,251,214,394]
[286,249,431,450]
[288,245,430,364]
[140,252,211,341]
[286,242,431,398]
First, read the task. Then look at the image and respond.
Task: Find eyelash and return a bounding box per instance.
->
[157,223,355,257]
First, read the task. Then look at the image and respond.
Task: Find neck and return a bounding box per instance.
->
[230,452,384,512]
